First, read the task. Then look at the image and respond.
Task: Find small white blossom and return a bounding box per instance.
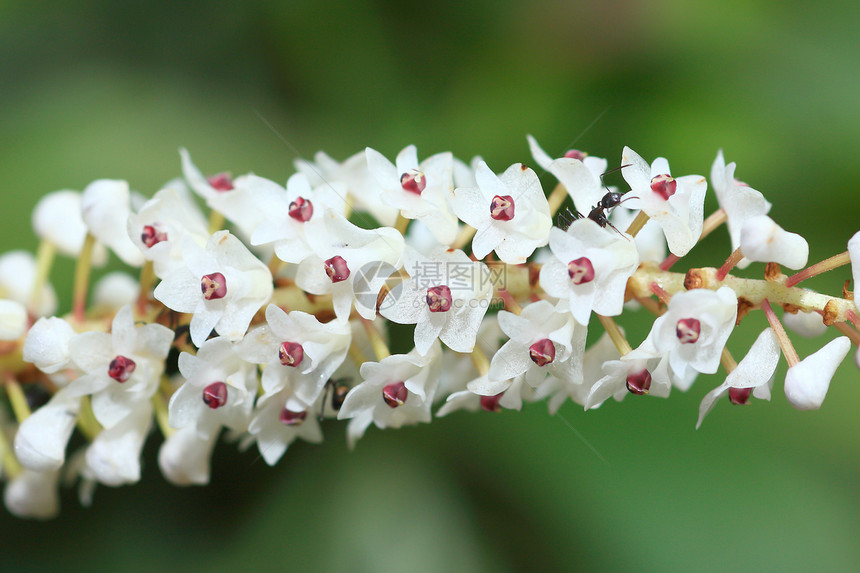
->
[783,310,828,338]
[479,300,586,395]
[380,246,492,355]
[338,344,442,448]
[740,215,808,270]
[3,468,61,520]
[452,161,552,264]
[158,421,220,486]
[239,305,350,409]
[584,345,672,410]
[65,305,174,428]
[697,328,780,428]
[154,230,273,346]
[366,145,459,245]
[0,299,27,340]
[128,185,209,278]
[245,385,324,466]
[621,147,706,257]
[81,179,145,267]
[641,286,738,387]
[784,336,851,410]
[84,400,152,486]
[32,190,108,265]
[0,251,59,317]
[92,272,140,311]
[527,135,608,213]
[539,220,639,325]
[170,336,259,435]
[710,150,771,268]
[294,210,404,320]
[23,316,77,375]
[14,387,81,472]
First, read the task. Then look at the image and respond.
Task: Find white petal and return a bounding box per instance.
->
[14,389,80,472]
[784,337,851,410]
[4,469,60,520]
[740,215,809,269]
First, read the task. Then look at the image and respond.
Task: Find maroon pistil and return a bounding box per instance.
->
[400,170,427,195]
[729,387,752,405]
[480,392,504,412]
[202,382,228,409]
[650,174,677,200]
[676,318,701,344]
[426,285,453,313]
[278,341,304,367]
[141,225,168,248]
[201,272,227,300]
[529,338,556,367]
[324,256,350,283]
[567,257,596,284]
[626,369,652,395]
[382,381,408,408]
[108,355,136,383]
[279,408,307,426]
[490,195,515,221]
[207,173,234,192]
[564,149,587,161]
[288,197,314,222]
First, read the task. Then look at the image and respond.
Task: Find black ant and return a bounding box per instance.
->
[556,164,631,237]
[318,377,351,421]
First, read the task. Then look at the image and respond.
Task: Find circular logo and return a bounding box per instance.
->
[353,261,401,313]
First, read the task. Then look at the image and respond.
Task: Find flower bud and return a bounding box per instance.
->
[740,215,808,270]
[784,337,851,410]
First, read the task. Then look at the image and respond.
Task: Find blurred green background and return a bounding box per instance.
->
[2,1,860,571]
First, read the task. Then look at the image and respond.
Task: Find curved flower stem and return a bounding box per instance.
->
[348,343,368,366]
[470,346,490,376]
[497,289,522,315]
[29,239,55,315]
[208,211,225,235]
[452,224,477,251]
[76,396,101,441]
[760,298,799,367]
[152,384,174,439]
[0,424,22,479]
[785,250,851,288]
[136,261,155,318]
[3,374,31,422]
[716,247,744,282]
[72,233,96,324]
[720,347,738,374]
[624,211,650,238]
[833,321,860,346]
[267,255,285,280]
[547,182,568,218]
[597,314,631,356]
[360,318,390,360]
[394,213,410,235]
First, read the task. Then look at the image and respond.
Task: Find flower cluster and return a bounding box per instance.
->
[0,137,857,519]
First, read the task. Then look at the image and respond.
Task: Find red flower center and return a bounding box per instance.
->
[529,338,556,367]
[108,355,136,383]
[567,257,595,284]
[729,387,752,405]
[202,382,228,409]
[426,285,453,313]
[207,173,234,192]
[400,170,426,195]
[650,174,676,200]
[676,318,701,344]
[324,256,350,283]
[288,197,314,222]
[279,408,307,425]
[141,224,168,248]
[490,195,515,221]
[480,392,505,412]
[382,381,408,408]
[201,272,227,300]
[626,369,652,395]
[278,341,304,367]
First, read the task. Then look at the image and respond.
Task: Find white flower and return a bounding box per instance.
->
[294,210,404,320]
[158,421,220,486]
[338,344,442,448]
[92,272,140,311]
[23,316,77,375]
[783,310,827,338]
[478,300,586,395]
[127,185,209,278]
[452,161,552,264]
[527,135,608,214]
[784,336,851,410]
[584,345,672,410]
[65,305,174,428]
[3,468,60,520]
[238,304,350,409]
[32,190,108,265]
[295,149,397,226]
[697,328,780,428]
[641,286,738,386]
[740,215,808,269]
[14,387,81,472]
[180,148,235,202]
[710,150,771,268]
[0,299,27,340]
[437,376,533,416]
[170,336,259,435]
[380,246,492,355]
[621,147,707,257]
[539,220,639,325]
[81,179,145,267]
[366,145,459,245]
[250,172,345,264]
[154,230,273,346]
[0,251,59,317]
[84,400,152,486]
[245,385,324,466]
